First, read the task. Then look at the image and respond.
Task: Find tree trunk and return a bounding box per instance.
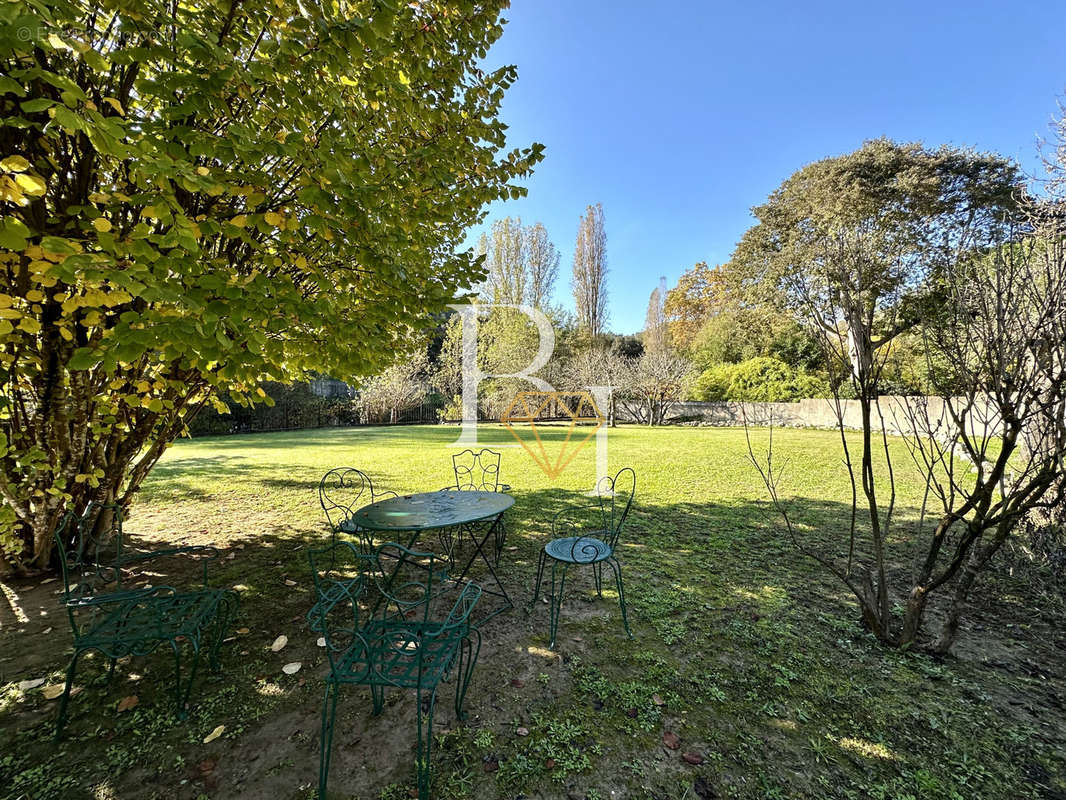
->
[933,553,982,654]
[899,586,928,648]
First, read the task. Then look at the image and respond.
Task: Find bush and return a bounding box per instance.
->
[690,357,829,402]
[691,363,735,401]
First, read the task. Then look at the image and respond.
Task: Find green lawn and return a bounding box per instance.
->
[1,424,1063,800]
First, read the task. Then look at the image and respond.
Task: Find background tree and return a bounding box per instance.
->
[615,349,691,426]
[738,139,1022,648]
[358,347,430,425]
[572,202,608,337]
[525,221,560,308]
[0,0,542,570]
[478,217,559,308]
[480,216,526,305]
[662,262,723,352]
[642,276,668,353]
[563,340,630,426]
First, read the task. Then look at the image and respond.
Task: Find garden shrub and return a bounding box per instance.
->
[691,357,829,402]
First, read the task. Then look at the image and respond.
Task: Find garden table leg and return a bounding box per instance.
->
[452,512,513,624]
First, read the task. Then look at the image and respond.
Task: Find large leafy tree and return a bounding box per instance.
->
[0,0,542,570]
[736,139,1023,648]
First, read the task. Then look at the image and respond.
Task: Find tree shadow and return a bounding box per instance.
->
[3,486,1062,800]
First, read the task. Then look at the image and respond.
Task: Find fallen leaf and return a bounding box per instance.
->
[17,678,46,692]
[545,758,556,769]
[41,684,71,700]
[516,727,529,737]
[282,662,302,675]
[203,724,225,744]
[682,751,705,765]
[233,584,249,592]
[317,637,327,648]
[236,627,250,635]
[284,579,297,586]
[663,731,681,750]
[652,693,665,706]
[198,758,217,774]
[42,627,52,635]
[270,635,288,652]
[510,678,525,688]
[117,695,139,712]
[482,757,499,773]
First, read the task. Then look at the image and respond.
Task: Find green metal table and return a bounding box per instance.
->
[351,490,515,623]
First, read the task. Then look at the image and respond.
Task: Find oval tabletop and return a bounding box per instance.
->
[351,490,515,532]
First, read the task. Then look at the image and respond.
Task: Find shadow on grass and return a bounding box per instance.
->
[3,487,1063,800]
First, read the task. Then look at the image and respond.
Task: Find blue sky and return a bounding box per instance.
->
[465,0,1065,334]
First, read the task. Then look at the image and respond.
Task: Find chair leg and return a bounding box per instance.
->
[532,549,547,608]
[106,656,118,684]
[55,648,84,740]
[318,681,340,799]
[370,683,385,716]
[593,562,603,597]
[548,561,569,649]
[171,638,204,719]
[437,526,455,565]
[208,592,238,671]
[416,688,438,800]
[454,628,481,721]
[607,558,633,639]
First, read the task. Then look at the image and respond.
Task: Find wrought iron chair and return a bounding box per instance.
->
[313,468,399,631]
[319,467,398,554]
[532,467,636,648]
[52,502,238,737]
[442,449,510,563]
[450,448,511,493]
[309,541,481,800]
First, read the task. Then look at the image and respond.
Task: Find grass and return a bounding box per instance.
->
[0,423,1063,800]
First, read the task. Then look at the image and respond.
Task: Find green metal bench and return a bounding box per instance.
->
[52,502,238,737]
[309,540,481,799]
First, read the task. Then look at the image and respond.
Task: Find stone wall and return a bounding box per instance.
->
[617,396,1000,438]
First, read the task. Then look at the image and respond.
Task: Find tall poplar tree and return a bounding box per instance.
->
[525,221,559,308]
[572,202,608,336]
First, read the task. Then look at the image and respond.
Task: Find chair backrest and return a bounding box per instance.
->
[309,541,478,684]
[319,468,378,530]
[596,467,636,550]
[54,502,126,604]
[451,449,502,491]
